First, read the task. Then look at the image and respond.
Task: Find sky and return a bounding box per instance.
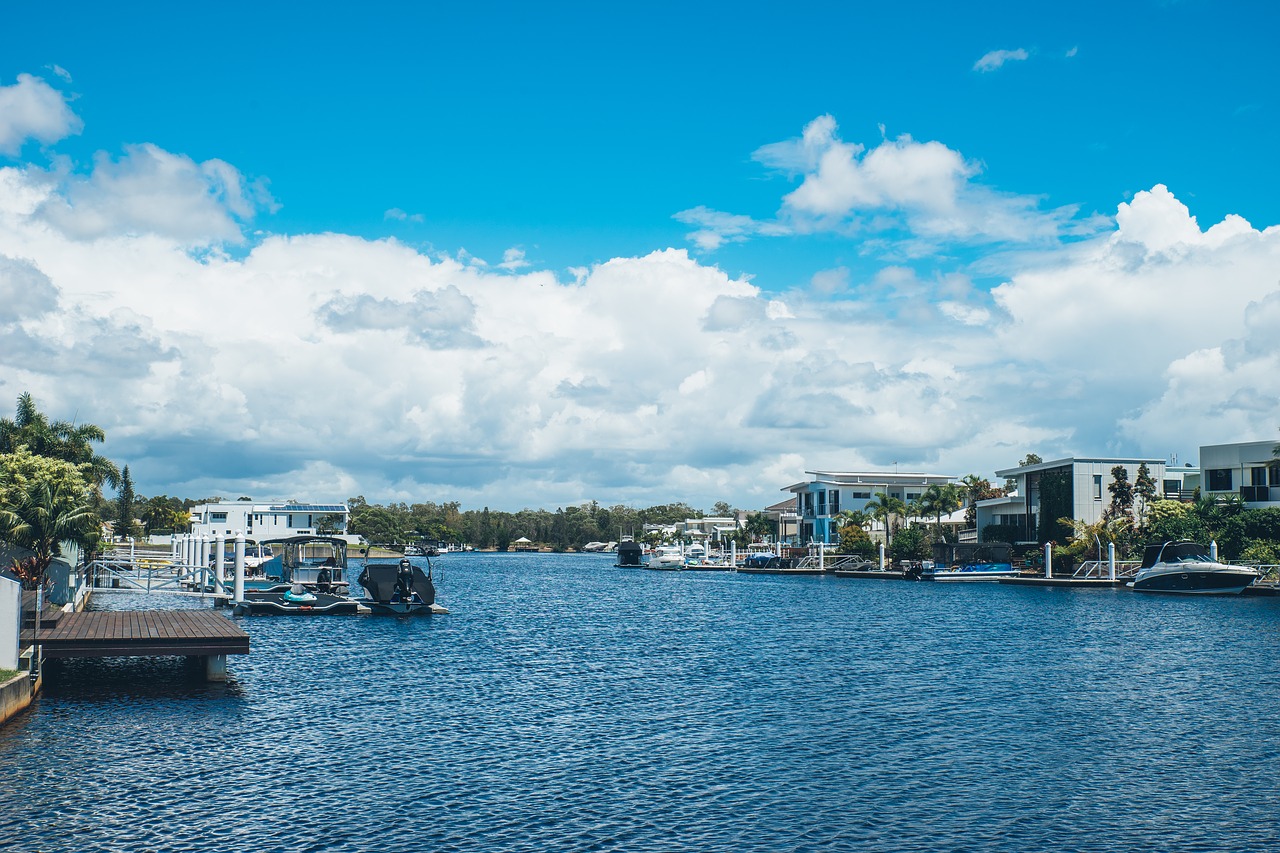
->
[1,0,1279,512]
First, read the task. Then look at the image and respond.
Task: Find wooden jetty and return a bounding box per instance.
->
[26,610,249,681]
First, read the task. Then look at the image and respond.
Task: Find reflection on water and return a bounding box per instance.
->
[2,554,1279,852]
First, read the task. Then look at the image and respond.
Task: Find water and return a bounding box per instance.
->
[3,554,1280,852]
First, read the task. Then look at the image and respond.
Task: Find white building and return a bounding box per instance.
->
[784,471,956,546]
[189,501,353,542]
[1200,440,1280,507]
[977,457,1169,543]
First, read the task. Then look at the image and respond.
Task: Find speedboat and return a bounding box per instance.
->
[356,558,447,615]
[924,561,1021,581]
[645,545,685,570]
[1130,541,1258,595]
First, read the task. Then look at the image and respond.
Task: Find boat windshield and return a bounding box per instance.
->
[1145,541,1213,566]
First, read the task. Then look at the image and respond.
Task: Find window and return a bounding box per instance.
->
[906,492,921,500]
[817,491,827,516]
[211,512,227,522]
[1163,480,1180,495]
[850,491,871,500]
[1093,475,1102,500]
[1271,465,1280,487]
[830,490,840,515]
[1252,467,1268,486]
[1207,469,1233,492]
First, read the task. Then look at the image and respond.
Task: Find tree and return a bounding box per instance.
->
[712,501,733,516]
[961,475,1004,527]
[0,392,120,491]
[1038,470,1074,544]
[867,493,906,548]
[1133,463,1158,523]
[838,523,876,558]
[0,477,93,588]
[919,483,964,541]
[1105,466,1134,523]
[116,465,137,540]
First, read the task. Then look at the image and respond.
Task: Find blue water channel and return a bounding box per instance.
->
[3,553,1280,852]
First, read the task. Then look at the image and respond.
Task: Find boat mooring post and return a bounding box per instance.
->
[1044,542,1052,579]
[215,532,226,594]
[1211,540,1219,561]
[1108,542,1116,581]
[879,543,886,570]
[233,531,245,604]
[199,535,211,592]
[730,539,736,568]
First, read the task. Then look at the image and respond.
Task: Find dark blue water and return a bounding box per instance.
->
[3,554,1279,852]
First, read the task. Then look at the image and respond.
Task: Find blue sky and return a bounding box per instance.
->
[1,1,1279,510]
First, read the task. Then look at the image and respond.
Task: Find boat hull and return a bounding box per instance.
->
[925,563,1019,582]
[1131,565,1257,595]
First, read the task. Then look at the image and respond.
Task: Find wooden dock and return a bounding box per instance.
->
[25,610,249,680]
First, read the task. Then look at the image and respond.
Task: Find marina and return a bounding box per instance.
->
[3,552,1279,852]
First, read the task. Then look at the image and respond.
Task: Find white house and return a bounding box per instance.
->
[784,470,956,546]
[1200,440,1280,507]
[977,457,1167,542]
[189,501,353,541]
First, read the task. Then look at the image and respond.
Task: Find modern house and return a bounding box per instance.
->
[784,470,956,546]
[761,497,799,546]
[1200,440,1280,507]
[189,501,352,541]
[976,457,1168,543]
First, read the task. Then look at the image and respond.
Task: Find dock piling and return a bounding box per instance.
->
[1044,542,1052,579]
[234,532,245,604]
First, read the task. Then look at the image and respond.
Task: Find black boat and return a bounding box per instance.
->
[356,557,444,615]
[614,540,645,568]
[1130,541,1258,595]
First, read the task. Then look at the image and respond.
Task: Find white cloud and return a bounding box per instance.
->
[33,143,269,245]
[385,207,424,223]
[810,266,850,294]
[499,247,530,270]
[1066,47,1079,58]
[974,48,1030,72]
[0,74,82,155]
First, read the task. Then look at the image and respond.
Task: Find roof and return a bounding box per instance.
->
[266,504,347,513]
[784,472,956,491]
[994,457,1165,478]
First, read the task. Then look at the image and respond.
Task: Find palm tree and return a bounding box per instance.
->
[0,393,120,490]
[921,483,965,540]
[835,509,873,533]
[0,477,93,588]
[867,493,906,549]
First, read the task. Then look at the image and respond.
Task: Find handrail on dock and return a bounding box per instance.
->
[1072,559,1141,579]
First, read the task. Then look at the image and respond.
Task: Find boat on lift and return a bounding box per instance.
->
[1130,541,1258,595]
[356,556,448,615]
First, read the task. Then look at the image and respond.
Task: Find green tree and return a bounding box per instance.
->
[888,524,929,562]
[115,465,137,540]
[961,475,1003,527]
[1133,463,1158,523]
[1105,466,1134,523]
[1037,470,1074,544]
[0,475,93,588]
[0,392,120,491]
[867,493,906,549]
[838,523,877,558]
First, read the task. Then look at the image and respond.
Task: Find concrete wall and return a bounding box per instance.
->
[0,670,37,728]
[0,575,18,671]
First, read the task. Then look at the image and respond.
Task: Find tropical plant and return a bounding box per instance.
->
[961,475,1003,527]
[0,393,120,491]
[920,483,964,541]
[0,478,93,588]
[867,493,906,548]
[1105,466,1134,523]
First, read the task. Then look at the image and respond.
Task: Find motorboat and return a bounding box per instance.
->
[925,542,1019,581]
[614,540,645,567]
[645,545,685,570]
[356,557,447,615]
[1130,541,1258,595]
[233,536,360,614]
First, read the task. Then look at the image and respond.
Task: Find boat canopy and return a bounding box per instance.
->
[931,542,1013,565]
[1140,541,1213,569]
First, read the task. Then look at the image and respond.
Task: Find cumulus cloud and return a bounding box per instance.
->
[974,48,1029,72]
[0,73,82,155]
[33,143,270,245]
[0,255,59,322]
[385,207,424,223]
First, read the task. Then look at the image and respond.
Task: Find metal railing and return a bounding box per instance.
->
[87,554,233,598]
[1072,559,1142,579]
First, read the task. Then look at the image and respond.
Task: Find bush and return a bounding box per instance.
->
[839,525,877,558]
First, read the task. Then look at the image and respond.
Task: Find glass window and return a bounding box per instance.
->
[1252,467,1268,486]
[1207,469,1233,491]
[1093,475,1102,500]
[830,490,840,515]
[211,512,227,522]
[1271,465,1280,487]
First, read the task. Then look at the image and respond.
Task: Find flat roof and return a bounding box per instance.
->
[994,457,1165,478]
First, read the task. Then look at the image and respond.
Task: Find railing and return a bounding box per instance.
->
[1072,559,1142,579]
[87,555,233,598]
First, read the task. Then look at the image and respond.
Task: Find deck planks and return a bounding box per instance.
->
[31,610,249,658]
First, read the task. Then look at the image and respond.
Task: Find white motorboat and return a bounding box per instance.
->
[1130,541,1258,595]
[646,545,685,570]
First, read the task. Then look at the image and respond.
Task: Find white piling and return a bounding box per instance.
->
[730,539,736,568]
[129,537,135,566]
[199,536,211,591]
[234,531,246,603]
[1211,540,1219,562]
[819,541,825,573]
[215,532,226,593]
[1108,541,1116,581]
[879,543,886,571]
[1044,542,1052,579]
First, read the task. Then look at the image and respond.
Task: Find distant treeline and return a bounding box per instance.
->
[346,497,774,552]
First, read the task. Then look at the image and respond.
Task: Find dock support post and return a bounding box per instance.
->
[1211,540,1218,562]
[730,540,736,568]
[199,536,210,592]
[1044,542,1052,578]
[879,543,885,571]
[1108,542,1116,581]
[215,532,226,594]
[205,654,227,682]
[819,542,824,573]
[234,531,246,604]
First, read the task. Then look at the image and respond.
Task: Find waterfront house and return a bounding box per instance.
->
[189,500,353,542]
[762,497,799,546]
[1199,440,1280,507]
[784,471,956,546]
[976,456,1168,543]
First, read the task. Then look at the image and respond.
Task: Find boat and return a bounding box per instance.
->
[233,536,361,614]
[355,557,447,615]
[614,540,645,568]
[924,543,1019,581]
[1129,541,1258,595]
[645,545,685,570]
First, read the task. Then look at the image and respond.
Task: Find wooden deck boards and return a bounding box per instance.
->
[29,610,249,658]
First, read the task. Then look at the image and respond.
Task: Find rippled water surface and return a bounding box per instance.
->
[4,554,1280,851]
